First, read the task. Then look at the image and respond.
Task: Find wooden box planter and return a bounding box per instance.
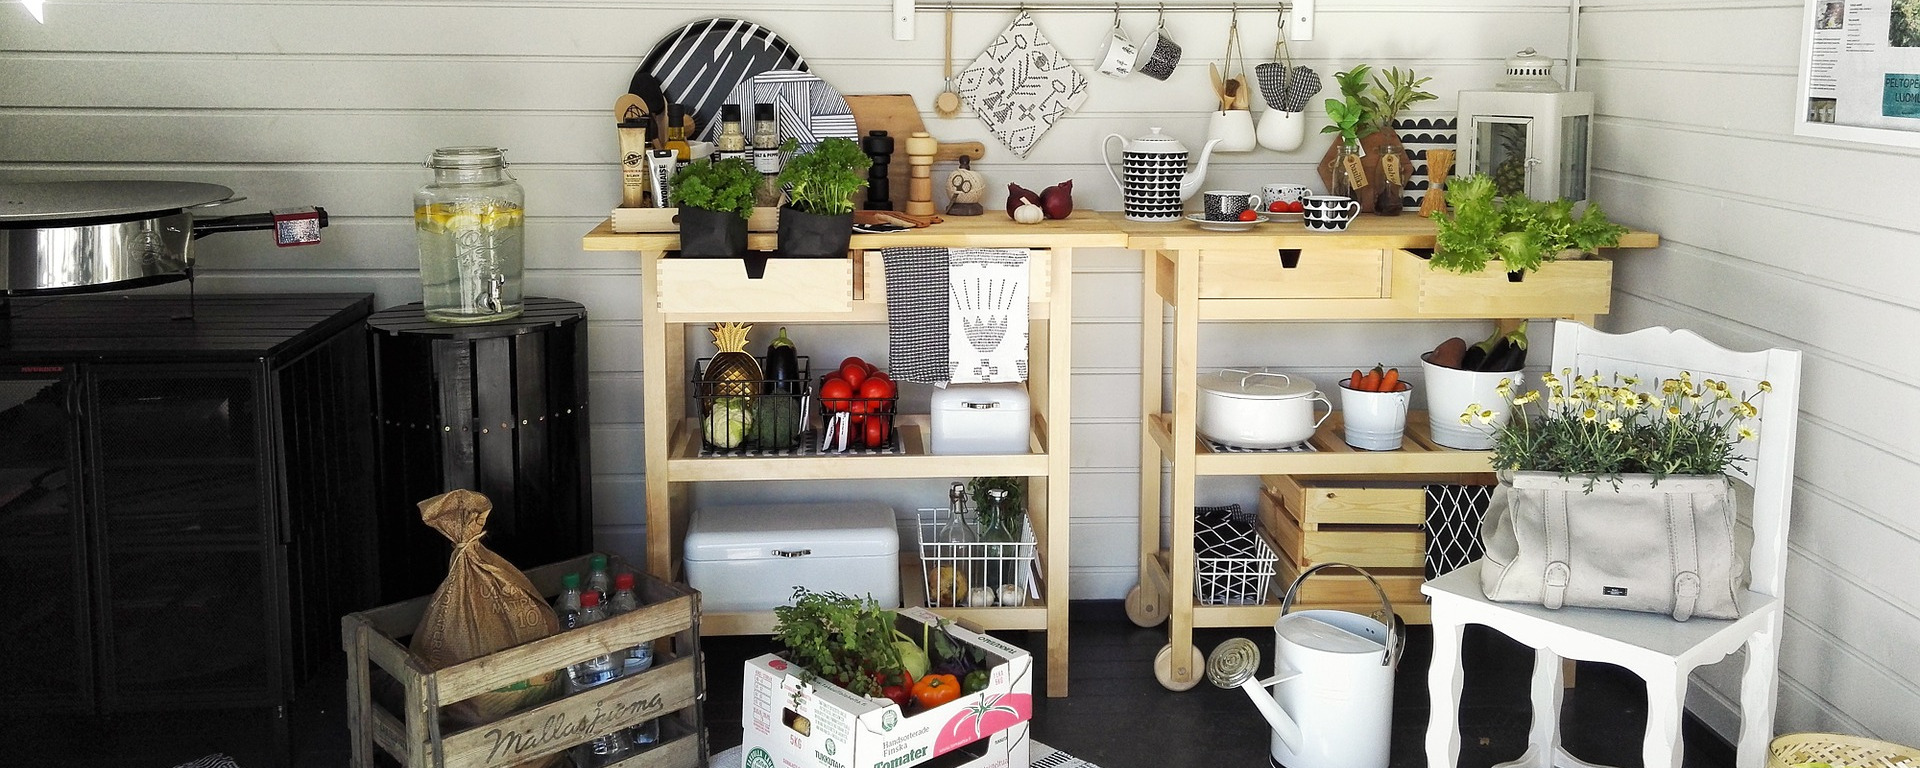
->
[1391,249,1613,318]
[342,553,704,768]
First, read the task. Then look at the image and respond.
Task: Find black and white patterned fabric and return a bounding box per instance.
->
[948,248,1029,384]
[1194,504,1258,558]
[954,12,1090,157]
[881,247,951,384]
[1195,503,1274,604]
[1425,482,1493,579]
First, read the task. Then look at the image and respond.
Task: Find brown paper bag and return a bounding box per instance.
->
[408,489,563,729]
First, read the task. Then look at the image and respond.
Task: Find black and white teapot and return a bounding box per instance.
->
[1102,127,1223,222]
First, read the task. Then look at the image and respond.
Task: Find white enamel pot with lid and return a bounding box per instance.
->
[1196,368,1331,449]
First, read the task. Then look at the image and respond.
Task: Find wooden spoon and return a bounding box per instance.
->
[934,7,962,118]
[1222,78,1241,112]
[1209,62,1226,107]
[1230,77,1250,110]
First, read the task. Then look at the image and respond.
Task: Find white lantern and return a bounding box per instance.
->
[1455,48,1594,202]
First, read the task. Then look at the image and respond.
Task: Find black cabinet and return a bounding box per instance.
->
[0,293,376,714]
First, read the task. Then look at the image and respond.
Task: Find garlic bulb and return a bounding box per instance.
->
[967,586,998,607]
[1012,201,1044,224]
[998,583,1025,607]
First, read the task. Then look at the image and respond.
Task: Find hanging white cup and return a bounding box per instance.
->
[1256,109,1307,151]
[1098,20,1139,78]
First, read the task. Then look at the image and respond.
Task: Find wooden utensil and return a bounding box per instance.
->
[935,6,963,118]
[1231,76,1250,110]
[1210,62,1227,109]
[1420,149,1455,216]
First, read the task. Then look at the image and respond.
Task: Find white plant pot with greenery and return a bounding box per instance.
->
[776,137,871,259]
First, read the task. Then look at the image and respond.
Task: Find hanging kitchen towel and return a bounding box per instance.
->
[948,248,1028,383]
[881,246,951,385]
[953,12,1090,158]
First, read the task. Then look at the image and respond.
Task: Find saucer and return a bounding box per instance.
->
[1265,210,1303,223]
[1186,213,1268,231]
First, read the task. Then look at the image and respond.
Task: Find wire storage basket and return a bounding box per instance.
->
[1769,734,1920,768]
[691,355,811,454]
[916,508,1038,608]
[1194,503,1279,605]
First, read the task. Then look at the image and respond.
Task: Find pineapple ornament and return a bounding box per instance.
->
[702,322,763,401]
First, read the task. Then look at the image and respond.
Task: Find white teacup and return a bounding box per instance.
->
[1207,110,1256,153]
[1098,23,1138,78]
[1302,195,1361,231]
[1262,183,1313,205]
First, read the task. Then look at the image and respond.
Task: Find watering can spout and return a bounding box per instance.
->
[1207,637,1305,755]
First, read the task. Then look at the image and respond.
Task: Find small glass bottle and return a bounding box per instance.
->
[1329,137,1366,205]
[751,102,784,206]
[714,103,747,162]
[979,488,1020,588]
[414,146,524,324]
[663,104,692,163]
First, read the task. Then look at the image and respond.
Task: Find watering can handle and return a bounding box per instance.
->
[1279,562,1406,668]
[1103,134,1126,193]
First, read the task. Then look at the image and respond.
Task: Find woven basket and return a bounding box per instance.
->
[1769,733,1920,768]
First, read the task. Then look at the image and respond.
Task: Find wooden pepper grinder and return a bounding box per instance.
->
[905,131,938,217]
[862,131,895,211]
[1420,149,1455,217]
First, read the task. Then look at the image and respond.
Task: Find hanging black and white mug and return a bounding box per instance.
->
[1134,6,1182,81]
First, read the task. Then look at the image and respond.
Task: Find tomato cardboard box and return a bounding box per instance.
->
[740,606,1033,768]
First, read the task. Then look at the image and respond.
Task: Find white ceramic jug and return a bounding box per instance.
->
[1102,127,1223,221]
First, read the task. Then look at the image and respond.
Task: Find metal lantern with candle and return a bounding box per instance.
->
[1455,49,1594,203]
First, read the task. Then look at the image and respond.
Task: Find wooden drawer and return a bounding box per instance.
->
[1392,249,1613,318]
[656,256,854,315]
[1262,474,1430,526]
[1197,248,1388,299]
[1258,476,1426,569]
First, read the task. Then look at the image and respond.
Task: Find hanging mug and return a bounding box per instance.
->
[1135,10,1182,81]
[1208,110,1256,153]
[1256,109,1307,151]
[1098,13,1139,78]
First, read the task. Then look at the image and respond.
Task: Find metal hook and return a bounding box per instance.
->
[1113,2,1123,30]
[1156,2,1166,29]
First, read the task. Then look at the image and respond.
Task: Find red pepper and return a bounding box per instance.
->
[875,670,914,708]
[912,673,961,708]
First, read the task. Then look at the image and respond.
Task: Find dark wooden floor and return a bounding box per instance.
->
[0,602,1735,768]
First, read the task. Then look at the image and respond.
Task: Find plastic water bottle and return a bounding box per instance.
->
[567,592,618,691]
[555,572,583,630]
[573,725,632,768]
[586,554,612,604]
[609,572,660,746]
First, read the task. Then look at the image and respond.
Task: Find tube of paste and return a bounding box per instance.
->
[616,119,652,208]
[648,149,676,208]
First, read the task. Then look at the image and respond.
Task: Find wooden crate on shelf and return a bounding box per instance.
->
[342,554,704,768]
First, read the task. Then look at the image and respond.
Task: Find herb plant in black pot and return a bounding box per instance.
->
[671,157,759,259]
[775,137,871,258]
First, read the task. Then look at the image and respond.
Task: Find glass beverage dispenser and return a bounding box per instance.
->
[414,146,525,323]
[1455,49,1595,203]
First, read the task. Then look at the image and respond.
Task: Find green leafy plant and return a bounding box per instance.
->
[1428,174,1629,274]
[1367,67,1436,129]
[772,587,905,698]
[1320,64,1378,143]
[777,137,872,216]
[670,157,759,220]
[1470,370,1771,490]
[966,476,1024,533]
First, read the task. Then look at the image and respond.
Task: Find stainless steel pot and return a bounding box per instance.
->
[0,180,327,295]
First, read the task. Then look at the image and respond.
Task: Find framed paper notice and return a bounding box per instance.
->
[1796,0,1920,147]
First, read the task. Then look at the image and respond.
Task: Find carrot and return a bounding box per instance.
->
[1360,366,1384,392]
[1349,369,1365,390]
[1379,368,1401,393]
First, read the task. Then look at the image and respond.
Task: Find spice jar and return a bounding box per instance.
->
[414,146,525,323]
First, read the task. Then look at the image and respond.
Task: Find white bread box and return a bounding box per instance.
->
[930,382,1031,455]
[683,501,901,612]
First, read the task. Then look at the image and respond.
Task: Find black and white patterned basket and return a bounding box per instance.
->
[1424,482,1493,579]
[1193,504,1278,605]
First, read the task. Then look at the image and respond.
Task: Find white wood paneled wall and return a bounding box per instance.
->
[1579,0,1920,750]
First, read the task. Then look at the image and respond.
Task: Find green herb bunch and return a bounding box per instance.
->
[671,157,759,220]
[1320,64,1377,144]
[1468,370,1771,490]
[772,587,904,698]
[1367,67,1436,128]
[966,476,1024,533]
[777,137,872,216]
[1429,174,1628,274]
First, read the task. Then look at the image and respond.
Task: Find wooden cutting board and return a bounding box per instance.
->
[845,94,985,212]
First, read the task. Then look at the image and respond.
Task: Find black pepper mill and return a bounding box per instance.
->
[862,130,895,211]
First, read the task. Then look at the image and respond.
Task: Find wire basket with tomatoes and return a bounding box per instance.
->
[692,356,813,454]
[817,357,899,453]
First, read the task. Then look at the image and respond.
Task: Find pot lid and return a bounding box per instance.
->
[1123,127,1187,155]
[1198,369,1319,399]
[0,180,235,223]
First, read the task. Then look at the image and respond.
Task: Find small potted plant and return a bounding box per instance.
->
[670,157,759,259]
[775,137,871,258]
[1317,65,1433,214]
[1429,173,1629,277]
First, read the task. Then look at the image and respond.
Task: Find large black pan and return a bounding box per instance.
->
[0,180,327,296]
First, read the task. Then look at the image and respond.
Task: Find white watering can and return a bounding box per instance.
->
[1101,127,1223,222]
[1207,563,1406,768]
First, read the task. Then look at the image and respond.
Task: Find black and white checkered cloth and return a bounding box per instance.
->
[1425,483,1493,579]
[881,246,951,384]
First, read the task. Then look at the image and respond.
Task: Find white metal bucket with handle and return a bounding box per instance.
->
[1207,562,1406,768]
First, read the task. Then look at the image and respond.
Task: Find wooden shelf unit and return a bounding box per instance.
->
[1119,214,1658,691]
[581,212,1126,698]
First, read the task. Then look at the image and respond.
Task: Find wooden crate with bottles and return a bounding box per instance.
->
[342,553,704,768]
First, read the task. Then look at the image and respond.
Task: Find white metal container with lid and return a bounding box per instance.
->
[683,501,901,612]
[930,382,1031,455]
[1196,368,1331,449]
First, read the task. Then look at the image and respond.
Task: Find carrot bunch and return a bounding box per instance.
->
[1347,365,1401,392]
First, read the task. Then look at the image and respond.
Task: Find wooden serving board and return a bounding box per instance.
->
[845,94,985,212]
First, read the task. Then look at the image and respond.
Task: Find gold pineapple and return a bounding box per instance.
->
[703,322,763,400]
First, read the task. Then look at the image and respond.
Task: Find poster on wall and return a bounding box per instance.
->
[1797,0,1920,146]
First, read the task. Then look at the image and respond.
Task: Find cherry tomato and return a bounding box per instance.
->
[865,416,889,448]
[1267,200,1285,213]
[1237,209,1259,222]
[860,377,895,401]
[820,378,854,410]
[840,361,869,390]
[1285,200,1305,213]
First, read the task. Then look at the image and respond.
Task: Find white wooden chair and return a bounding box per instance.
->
[1423,323,1802,768]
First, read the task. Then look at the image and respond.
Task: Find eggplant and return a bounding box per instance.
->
[1484,342,1527,372]
[764,327,801,394]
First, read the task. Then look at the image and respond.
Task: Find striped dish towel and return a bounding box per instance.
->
[881,247,951,384]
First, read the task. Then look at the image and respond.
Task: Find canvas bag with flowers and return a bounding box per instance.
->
[1470,371,1768,621]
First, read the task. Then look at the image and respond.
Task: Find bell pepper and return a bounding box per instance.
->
[962,669,990,694]
[874,670,914,709]
[911,673,961,708]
